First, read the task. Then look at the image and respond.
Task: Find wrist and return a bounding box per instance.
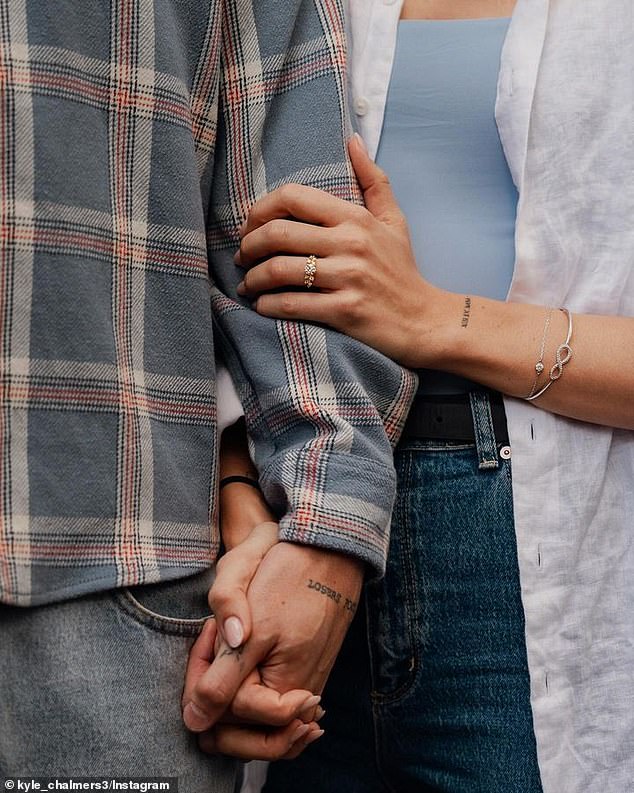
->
[221,484,276,551]
[409,287,465,370]
[278,542,365,594]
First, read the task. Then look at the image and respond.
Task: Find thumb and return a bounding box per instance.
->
[209,521,279,649]
[348,133,401,222]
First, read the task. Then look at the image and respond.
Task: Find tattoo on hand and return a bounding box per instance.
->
[220,645,243,662]
[461,296,472,328]
[307,579,358,616]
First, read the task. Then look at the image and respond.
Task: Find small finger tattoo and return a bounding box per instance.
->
[220,645,243,662]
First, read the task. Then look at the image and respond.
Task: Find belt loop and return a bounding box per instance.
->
[469,391,499,470]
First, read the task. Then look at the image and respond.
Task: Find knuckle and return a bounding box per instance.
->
[239,236,256,262]
[351,205,372,228]
[234,700,287,728]
[227,697,249,722]
[266,738,289,762]
[346,231,369,257]
[208,583,231,613]
[267,218,289,244]
[392,211,408,231]
[375,167,391,186]
[340,258,365,287]
[343,291,364,323]
[279,294,299,316]
[277,183,297,205]
[248,204,263,228]
[195,679,231,709]
[285,704,305,726]
[274,701,297,726]
[269,257,289,282]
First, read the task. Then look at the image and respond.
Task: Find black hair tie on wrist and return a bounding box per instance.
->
[219,475,261,492]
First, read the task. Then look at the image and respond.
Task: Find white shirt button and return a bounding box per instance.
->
[500,445,512,460]
[353,96,370,117]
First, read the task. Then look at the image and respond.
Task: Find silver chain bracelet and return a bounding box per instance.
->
[525,308,573,402]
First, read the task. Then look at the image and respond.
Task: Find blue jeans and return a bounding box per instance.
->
[265,393,543,793]
[0,569,237,791]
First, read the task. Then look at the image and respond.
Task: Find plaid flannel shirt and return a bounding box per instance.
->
[0,0,417,606]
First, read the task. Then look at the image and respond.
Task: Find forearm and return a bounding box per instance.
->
[220,418,274,551]
[423,291,634,429]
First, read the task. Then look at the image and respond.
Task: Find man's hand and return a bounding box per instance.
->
[182,541,364,759]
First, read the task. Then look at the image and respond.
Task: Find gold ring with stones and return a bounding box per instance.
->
[304,254,317,289]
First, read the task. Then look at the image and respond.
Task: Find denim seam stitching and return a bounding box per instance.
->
[113,589,211,636]
[369,453,417,793]
[370,451,423,706]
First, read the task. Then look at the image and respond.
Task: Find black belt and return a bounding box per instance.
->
[400,392,509,444]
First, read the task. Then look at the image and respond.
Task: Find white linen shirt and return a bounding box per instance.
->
[348,1,634,790]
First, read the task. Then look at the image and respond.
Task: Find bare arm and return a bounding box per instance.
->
[219,418,274,551]
[424,295,633,429]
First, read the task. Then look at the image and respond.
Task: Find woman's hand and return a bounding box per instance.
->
[236,134,452,369]
[237,136,634,429]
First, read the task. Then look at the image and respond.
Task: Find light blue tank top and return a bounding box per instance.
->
[375,18,516,394]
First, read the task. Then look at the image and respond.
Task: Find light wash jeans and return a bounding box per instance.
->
[0,568,236,792]
[265,393,543,793]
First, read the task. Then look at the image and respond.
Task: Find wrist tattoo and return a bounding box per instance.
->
[307,579,358,616]
[461,296,472,328]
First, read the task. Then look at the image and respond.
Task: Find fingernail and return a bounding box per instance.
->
[233,249,241,264]
[315,706,326,721]
[236,281,246,296]
[298,694,322,720]
[304,729,325,745]
[290,723,311,745]
[302,694,321,710]
[239,220,247,237]
[183,701,210,732]
[352,132,367,153]
[224,616,244,649]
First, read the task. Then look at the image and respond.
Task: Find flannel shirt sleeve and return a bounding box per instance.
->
[205,0,418,576]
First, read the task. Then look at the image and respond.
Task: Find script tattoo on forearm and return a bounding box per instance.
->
[307,579,357,616]
[461,296,472,328]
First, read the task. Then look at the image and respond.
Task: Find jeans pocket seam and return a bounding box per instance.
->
[368,450,423,705]
[370,654,421,705]
[113,589,211,637]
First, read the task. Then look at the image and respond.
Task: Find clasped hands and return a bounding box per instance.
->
[181,523,363,761]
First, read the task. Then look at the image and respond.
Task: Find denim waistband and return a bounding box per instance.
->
[400,391,508,471]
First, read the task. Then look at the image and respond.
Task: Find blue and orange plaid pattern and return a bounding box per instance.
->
[0,0,417,606]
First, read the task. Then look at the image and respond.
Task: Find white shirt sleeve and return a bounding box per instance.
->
[216,363,245,435]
